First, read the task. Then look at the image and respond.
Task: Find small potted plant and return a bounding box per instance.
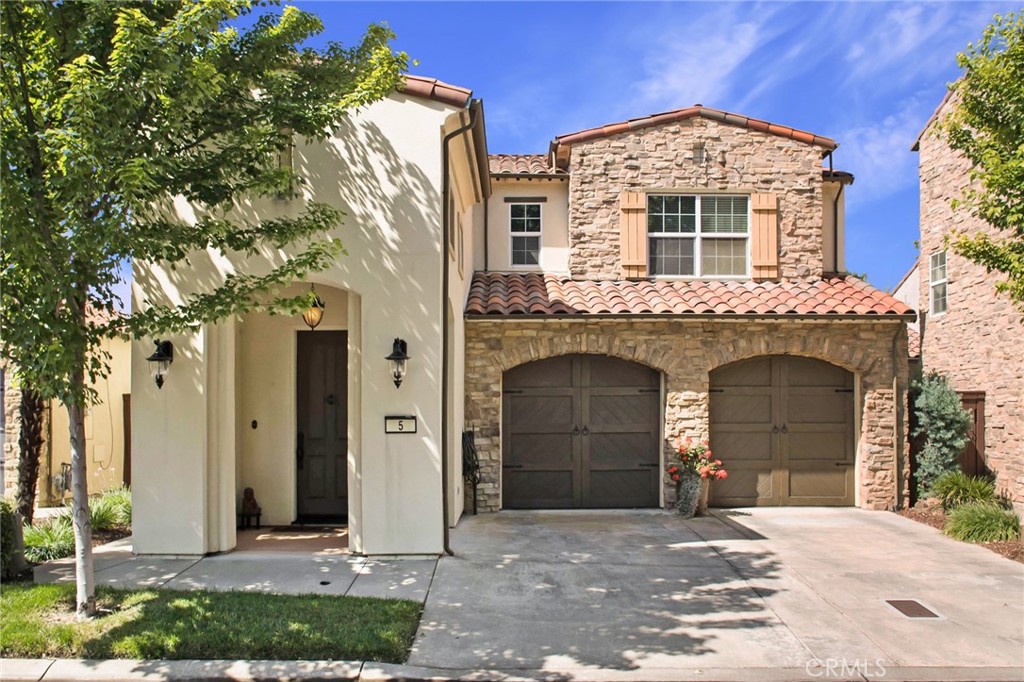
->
[666,438,728,517]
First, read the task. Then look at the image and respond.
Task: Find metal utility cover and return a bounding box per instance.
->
[885,599,941,619]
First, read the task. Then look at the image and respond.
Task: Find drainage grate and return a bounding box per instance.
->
[886,599,940,618]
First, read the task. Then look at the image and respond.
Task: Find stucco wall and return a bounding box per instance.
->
[464,318,909,512]
[917,100,1024,506]
[133,93,465,555]
[565,118,826,281]
[485,178,570,273]
[3,337,129,508]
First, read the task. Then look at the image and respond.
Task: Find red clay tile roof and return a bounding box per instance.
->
[489,154,565,176]
[553,105,837,153]
[466,273,914,318]
[399,75,472,108]
[908,327,921,359]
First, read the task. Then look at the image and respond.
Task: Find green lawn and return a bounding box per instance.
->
[0,584,421,661]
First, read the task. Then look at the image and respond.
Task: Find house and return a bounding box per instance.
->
[912,92,1024,510]
[2,332,131,508]
[132,76,914,557]
[891,263,922,379]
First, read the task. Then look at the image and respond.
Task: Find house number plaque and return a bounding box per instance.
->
[385,416,417,434]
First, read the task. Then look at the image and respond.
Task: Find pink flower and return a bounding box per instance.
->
[716,470,728,480]
[714,459,722,466]
[671,474,681,482]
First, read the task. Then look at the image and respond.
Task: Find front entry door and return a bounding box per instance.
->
[296,331,347,521]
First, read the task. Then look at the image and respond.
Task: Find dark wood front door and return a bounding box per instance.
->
[502,355,660,509]
[958,392,986,476]
[710,356,855,506]
[296,331,347,521]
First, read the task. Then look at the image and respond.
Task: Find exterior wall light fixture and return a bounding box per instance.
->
[301,285,325,330]
[385,338,410,388]
[146,340,174,389]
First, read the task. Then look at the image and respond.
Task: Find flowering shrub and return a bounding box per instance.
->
[666,438,728,482]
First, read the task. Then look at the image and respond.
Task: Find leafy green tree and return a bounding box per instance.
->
[942,12,1024,308]
[1,0,407,617]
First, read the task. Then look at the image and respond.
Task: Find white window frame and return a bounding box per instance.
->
[647,193,751,279]
[509,202,542,269]
[929,250,947,315]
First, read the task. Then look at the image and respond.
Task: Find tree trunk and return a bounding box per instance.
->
[68,364,95,619]
[17,387,45,525]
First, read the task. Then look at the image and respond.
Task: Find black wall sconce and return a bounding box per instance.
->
[385,338,410,388]
[301,284,325,330]
[146,340,174,389]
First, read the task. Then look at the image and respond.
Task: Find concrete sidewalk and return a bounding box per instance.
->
[32,537,437,602]
[4,657,1024,681]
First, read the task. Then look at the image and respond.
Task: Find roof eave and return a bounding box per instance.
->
[466,312,917,322]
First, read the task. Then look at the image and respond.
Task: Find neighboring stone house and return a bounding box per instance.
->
[912,92,1024,510]
[132,79,913,558]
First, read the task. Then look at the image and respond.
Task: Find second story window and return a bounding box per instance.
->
[930,250,947,315]
[510,203,542,266]
[648,195,749,277]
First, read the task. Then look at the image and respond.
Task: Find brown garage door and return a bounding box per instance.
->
[710,356,854,506]
[503,355,660,509]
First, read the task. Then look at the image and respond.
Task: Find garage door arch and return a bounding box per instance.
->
[502,354,661,509]
[710,355,855,506]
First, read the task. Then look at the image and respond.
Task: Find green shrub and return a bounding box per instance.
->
[932,471,996,510]
[23,518,75,563]
[1,498,21,579]
[98,486,131,527]
[912,373,972,497]
[944,502,1022,543]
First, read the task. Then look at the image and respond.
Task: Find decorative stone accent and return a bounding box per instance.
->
[2,366,20,500]
[464,318,909,513]
[917,98,1024,507]
[565,118,826,281]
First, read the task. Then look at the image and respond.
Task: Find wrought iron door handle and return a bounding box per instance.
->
[581,426,590,436]
[572,426,581,436]
[781,424,788,434]
[772,426,780,434]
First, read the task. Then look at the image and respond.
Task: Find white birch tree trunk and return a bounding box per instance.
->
[68,367,95,618]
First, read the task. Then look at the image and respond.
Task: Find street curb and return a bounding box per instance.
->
[3,659,1023,682]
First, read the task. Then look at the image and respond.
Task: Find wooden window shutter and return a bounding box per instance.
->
[750,193,779,280]
[619,191,648,278]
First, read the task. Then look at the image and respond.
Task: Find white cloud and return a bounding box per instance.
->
[834,96,932,205]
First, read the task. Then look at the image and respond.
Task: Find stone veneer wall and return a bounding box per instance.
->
[2,366,20,499]
[566,118,826,281]
[918,102,1024,507]
[464,318,909,513]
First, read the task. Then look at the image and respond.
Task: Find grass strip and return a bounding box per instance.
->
[1,584,420,662]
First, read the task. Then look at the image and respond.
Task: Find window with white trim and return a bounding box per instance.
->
[648,194,749,276]
[510,203,541,266]
[930,251,947,314]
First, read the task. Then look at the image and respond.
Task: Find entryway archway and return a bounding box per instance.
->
[709,355,855,506]
[502,354,661,509]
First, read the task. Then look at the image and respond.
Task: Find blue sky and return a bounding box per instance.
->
[293,0,1015,292]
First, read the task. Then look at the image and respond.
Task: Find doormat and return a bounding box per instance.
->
[270,526,347,533]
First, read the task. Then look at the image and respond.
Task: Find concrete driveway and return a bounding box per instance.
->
[408,508,1024,679]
